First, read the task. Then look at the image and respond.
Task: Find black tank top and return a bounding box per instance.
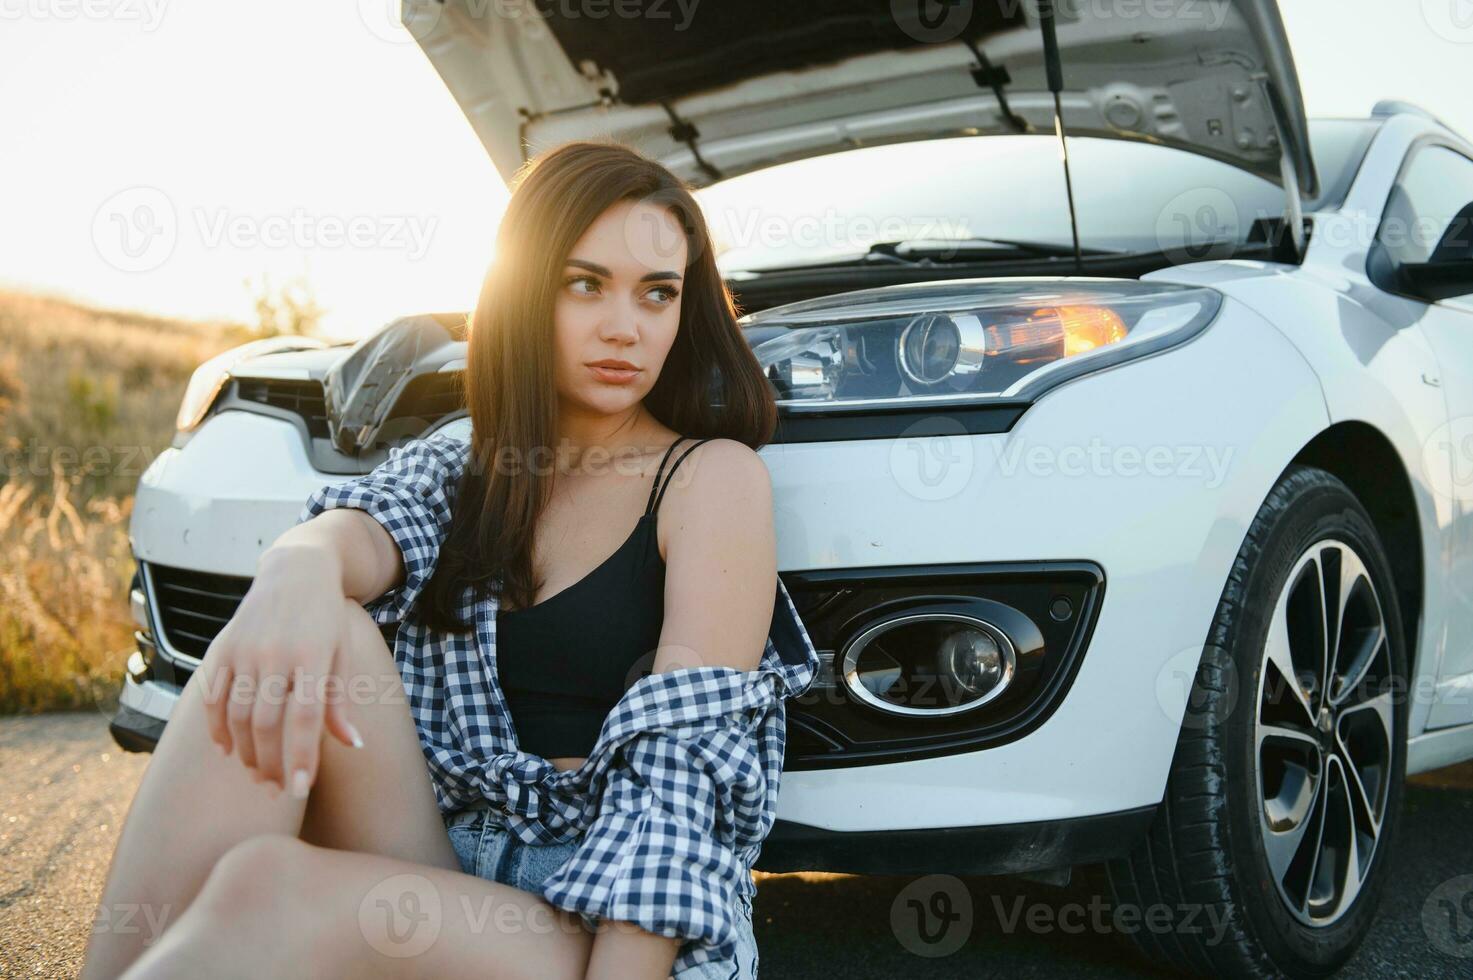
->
[495,436,714,759]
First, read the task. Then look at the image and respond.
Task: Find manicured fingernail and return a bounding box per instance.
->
[291,769,310,799]
[346,722,364,749]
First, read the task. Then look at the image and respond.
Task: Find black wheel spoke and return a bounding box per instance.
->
[1336,691,1393,837]
[1264,588,1317,728]
[1259,740,1323,885]
[1329,549,1386,707]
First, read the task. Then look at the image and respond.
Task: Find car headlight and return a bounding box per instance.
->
[745,278,1222,411]
[175,335,326,432]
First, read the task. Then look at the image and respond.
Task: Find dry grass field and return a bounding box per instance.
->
[0,289,265,714]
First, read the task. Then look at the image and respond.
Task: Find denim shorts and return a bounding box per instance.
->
[443,805,759,978]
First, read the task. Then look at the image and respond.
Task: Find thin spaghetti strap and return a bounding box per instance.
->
[644,437,689,516]
[651,437,714,516]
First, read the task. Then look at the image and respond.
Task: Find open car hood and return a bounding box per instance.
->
[408,0,1316,200]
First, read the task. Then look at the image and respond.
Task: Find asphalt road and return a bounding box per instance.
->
[3,711,1472,978]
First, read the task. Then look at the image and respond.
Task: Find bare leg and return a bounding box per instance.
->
[117,834,597,980]
[80,600,460,979]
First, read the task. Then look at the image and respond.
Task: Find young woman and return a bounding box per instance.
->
[81,140,819,980]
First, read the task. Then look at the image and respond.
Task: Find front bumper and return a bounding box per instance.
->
[107,667,1158,876]
[109,671,177,753]
[756,804,1157,878]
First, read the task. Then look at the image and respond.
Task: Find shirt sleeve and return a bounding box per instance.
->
[538,713,767,963]
[294,427,470,626]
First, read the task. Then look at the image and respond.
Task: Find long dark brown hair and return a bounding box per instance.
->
[418,139,777,633]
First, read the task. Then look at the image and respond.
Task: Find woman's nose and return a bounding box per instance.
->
[599,295,641,342]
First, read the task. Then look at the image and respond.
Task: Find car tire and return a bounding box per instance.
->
[1088,463,1409,978]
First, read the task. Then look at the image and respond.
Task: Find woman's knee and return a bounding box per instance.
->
[335,600,398,675]
[194,834,314,920]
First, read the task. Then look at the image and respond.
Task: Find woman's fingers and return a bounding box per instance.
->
[281,665,326,799]
[197,658,234,755]
[226,670,260,773]
[250,673,289,789]
[196,626,237,754]
[322,678,364,750]
[195,590,362,795]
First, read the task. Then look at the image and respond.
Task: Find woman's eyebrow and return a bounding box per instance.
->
[566,258,610,277]
[566,257,681,283]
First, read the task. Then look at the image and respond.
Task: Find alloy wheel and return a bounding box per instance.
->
[1255,537,1395,928]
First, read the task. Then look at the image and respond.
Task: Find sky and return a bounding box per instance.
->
[1,0,1471,342]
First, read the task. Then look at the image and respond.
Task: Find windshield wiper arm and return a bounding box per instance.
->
[870,237,1121,261]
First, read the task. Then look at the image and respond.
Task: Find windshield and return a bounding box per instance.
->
[697,119,1381,274]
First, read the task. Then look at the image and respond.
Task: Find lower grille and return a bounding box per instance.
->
[145,562,251,660]
[141,561,400,667]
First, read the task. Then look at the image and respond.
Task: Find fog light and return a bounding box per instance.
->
[938,626,1005,698]
[841,610,1018,717]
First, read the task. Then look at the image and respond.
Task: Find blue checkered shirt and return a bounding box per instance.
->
[296,427,819,976]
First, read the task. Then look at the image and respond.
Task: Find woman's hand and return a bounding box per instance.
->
[585,921,681,980]
[194,545,365,798]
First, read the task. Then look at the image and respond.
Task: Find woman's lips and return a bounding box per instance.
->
[587,363,641,384]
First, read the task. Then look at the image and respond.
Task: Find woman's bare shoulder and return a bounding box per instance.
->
[654,438,772,554]
[659,439,771,524]
[670,438,769,503]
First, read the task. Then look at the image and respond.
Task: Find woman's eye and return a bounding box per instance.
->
[564,275,602,296]
[646,285,679,304]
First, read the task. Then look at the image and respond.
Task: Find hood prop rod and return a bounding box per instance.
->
[1038,0,1084,275]
[1257,75,1308,262]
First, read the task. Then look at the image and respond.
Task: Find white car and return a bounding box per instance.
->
[113,2,1473,975]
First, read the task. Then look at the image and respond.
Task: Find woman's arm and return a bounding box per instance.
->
[261,507,402,604]
[582,439,776,980]
[197,428,470,795]
[646,438,775,676]
[292,426,471,625]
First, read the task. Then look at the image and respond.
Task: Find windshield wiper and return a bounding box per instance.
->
[718,237,1127,276]
[869,237,1122,262]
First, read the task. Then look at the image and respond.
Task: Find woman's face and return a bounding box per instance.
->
[552,197,687,422]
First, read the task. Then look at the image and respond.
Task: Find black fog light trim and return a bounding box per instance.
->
[777,560,1105,770]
